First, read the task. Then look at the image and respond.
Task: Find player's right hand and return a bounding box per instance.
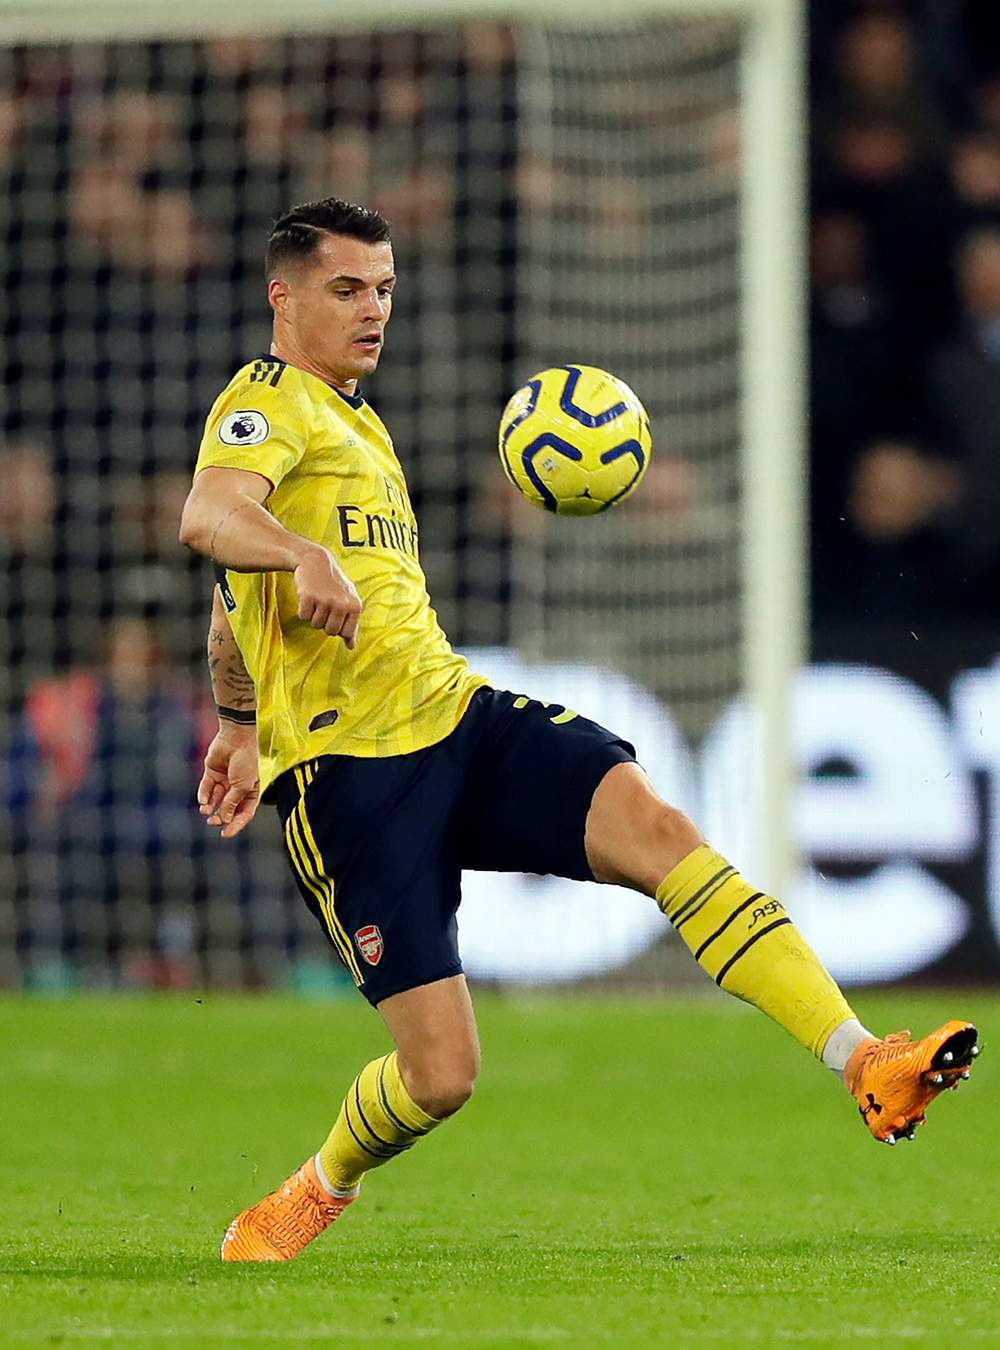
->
[198,726,261,839]
[293,547,363,647]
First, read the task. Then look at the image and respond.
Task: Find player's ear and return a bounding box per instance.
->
[267,276,291,316]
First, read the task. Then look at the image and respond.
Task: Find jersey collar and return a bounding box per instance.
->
[255,354,365,409]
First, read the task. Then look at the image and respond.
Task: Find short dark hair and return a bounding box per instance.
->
[265,199,391,279]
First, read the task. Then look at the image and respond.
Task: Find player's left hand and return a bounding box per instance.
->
[198,726,261,839]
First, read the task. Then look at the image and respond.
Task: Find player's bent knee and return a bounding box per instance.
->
[648,802,701,859]
[587,762,702,894]
[632,802,702,889]
[404,1065,478,1120]
[399,1040,481,1120]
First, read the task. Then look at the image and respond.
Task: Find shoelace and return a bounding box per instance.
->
[268,1177,339,1239]
[863,1031,914,1070]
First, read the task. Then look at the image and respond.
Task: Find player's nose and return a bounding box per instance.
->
[360,288,386,320]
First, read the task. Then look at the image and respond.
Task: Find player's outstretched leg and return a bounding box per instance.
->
[585,763,979,1144]
[221,977,477,1261]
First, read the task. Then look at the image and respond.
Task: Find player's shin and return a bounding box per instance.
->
[655,843,869,1068]
[316,1050,442,1195]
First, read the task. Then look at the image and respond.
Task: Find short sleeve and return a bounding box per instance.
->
[194,376,309,491]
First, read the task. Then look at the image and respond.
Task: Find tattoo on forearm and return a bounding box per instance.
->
[206,611,256,712]
[225,663,255,693]
[209,501,255,560]
[220,643,256,710]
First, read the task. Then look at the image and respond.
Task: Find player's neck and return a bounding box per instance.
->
[268,340,359,398]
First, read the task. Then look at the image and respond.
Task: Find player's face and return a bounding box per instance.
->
[270,234,395,388]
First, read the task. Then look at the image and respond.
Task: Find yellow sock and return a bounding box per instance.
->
[317,1051,441,1194]
[656,843,855,1058]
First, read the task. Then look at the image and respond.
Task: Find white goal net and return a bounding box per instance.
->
[513,21,743,738]
[0,4,802,989]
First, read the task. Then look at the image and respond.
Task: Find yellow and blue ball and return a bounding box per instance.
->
[498,364,652,516]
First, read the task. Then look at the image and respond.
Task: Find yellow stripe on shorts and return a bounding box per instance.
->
[296,798,363,985]
[283,808,338,951]
[284,805,362,985]
[286,806,359,983]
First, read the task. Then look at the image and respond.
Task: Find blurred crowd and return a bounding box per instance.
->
[1,25,521,657]
[810,0,1000,623]
[0,26,520,983]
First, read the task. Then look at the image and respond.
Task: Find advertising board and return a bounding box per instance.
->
[458,637,1000,986]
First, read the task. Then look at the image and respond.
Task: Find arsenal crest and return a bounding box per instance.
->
[355,924,384,967]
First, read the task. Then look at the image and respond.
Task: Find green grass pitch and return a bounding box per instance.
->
[1,990,998,1348]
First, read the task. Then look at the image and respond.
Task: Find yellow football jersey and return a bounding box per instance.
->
[194,356,488,795]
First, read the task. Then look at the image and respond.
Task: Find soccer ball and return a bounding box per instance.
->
[498,364,652,516]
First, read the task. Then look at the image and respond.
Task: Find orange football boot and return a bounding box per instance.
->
[220,1156,358,1261]
[845,1020,979,1145]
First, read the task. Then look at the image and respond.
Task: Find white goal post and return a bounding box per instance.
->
[1,0,805,963]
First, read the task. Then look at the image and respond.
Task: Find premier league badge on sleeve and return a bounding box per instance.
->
[355,925,384,967]
[218,410,270,446]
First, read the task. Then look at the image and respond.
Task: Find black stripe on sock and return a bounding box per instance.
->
[354,1079,410,1154]
[669,866,734,927]
[675,888,724,932]
[343,1099,405,1160]
[377,1058,431,1138]
[675,871,741,932]
[694,893,764,961]
[714,917,792,987]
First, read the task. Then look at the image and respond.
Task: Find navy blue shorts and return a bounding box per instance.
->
[272,687,636,1006]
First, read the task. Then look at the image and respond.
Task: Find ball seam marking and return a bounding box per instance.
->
[559,365,628,428]
[500,377,542,488]
[521,432,583,513]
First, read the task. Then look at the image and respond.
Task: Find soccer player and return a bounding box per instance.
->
[179,199,979,1263]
